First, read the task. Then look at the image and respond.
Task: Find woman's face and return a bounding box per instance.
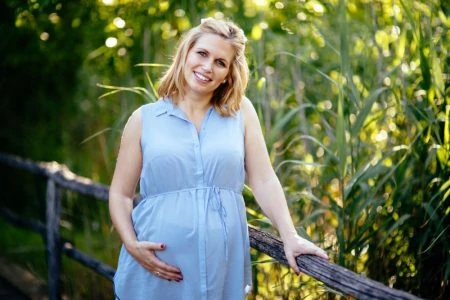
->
[183,33,234,100]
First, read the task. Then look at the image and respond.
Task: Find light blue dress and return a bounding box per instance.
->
[113,98,252,299]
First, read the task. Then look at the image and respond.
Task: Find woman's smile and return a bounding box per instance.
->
[193,71,212,83]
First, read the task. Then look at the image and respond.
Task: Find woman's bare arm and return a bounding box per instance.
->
[242,98,328,274]
[109,108,182,281]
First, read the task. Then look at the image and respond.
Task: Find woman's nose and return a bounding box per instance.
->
[201,60,213,72]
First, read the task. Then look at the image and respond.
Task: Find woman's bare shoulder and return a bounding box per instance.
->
[241,97,259,125]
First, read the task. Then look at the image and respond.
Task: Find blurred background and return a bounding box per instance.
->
[0,0,448,299]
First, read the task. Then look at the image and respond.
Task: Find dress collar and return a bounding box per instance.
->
[158,97,214,122]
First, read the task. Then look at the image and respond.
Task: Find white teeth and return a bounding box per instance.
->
[194,72,210,81]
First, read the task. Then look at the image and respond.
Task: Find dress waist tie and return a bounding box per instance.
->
[210,186,228,262]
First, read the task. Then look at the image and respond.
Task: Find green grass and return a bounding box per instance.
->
[0,219,47,282]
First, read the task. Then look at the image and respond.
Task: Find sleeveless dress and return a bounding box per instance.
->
[113,98,252,300]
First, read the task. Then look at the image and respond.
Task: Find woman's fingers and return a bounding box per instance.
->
[151,267,183,282]
[137,241,183,281]
[292,238,328,258]
[284,235,329,275]
[140,241,182,271]
[148,255,183,281]
[301,240,329,259]
[139,241,166,251]
[286,253,300,275]
[313,246,329,260]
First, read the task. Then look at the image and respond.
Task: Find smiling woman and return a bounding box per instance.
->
[108,17,328,300]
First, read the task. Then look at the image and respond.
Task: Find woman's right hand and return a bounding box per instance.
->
[126,240,183,282]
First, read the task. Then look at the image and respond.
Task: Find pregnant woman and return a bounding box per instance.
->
[109,17,328,300]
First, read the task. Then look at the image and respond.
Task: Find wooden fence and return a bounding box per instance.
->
[0,153,421,300]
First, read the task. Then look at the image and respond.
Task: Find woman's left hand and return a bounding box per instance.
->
[283,235,329,275]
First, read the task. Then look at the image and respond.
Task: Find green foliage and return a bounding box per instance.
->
[0,0,449,299]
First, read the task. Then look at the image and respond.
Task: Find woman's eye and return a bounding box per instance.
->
[216,60,226,67]
[198,51,207,57]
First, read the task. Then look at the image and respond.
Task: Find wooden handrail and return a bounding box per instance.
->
[0,153,421,300]
[0,208,116,281]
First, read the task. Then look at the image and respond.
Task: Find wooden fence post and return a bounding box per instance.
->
[46,178,62,300]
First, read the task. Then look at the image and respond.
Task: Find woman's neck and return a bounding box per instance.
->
[174,92,212,114]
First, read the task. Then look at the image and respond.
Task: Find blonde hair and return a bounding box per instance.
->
[157,17,249,116]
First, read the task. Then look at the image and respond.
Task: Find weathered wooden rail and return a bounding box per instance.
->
[0,153,421,300]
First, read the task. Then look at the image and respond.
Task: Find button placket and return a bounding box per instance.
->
[191,108,212,299]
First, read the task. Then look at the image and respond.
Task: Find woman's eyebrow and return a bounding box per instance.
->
[195,47,209,52]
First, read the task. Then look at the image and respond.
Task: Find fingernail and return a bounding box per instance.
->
[160,243,165,249]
